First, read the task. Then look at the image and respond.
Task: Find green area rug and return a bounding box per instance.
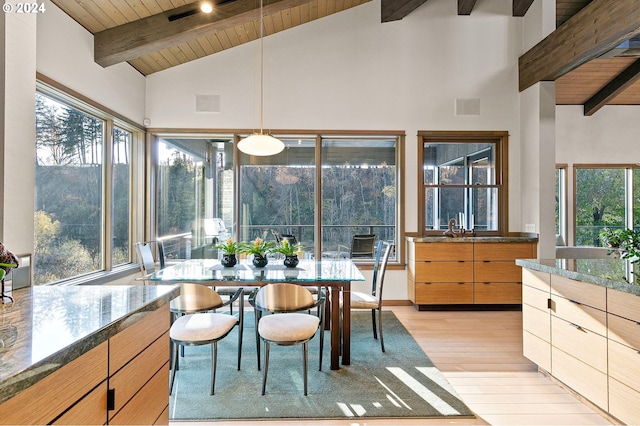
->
[169,310,474,420]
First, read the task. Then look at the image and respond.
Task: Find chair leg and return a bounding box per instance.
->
[237,305,244,371]
[378,308,385,352]
[303,342,308,396]
[169,340,179,395]
[255,311,261,371]
[372,309,378,339]
[261,342,270,395]
[210,342,218,395]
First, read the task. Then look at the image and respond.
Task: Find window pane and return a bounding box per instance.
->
[35,93,104,284]
[112,127,131,266]
[157,137,234,260]
[321,139,397,259]
[575,168,625,246]
[240,139,316,252]
[423,141,497,232]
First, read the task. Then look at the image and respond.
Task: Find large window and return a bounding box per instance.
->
[155,132,402,263]
[418,131,507,235]
[156,137,236,260]
[575,166,636,246]
[34,88,138,285]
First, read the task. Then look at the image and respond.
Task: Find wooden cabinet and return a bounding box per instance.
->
[607,287,640,425]
[521,267,640,424]
[0,304,171,425]
[407,239,536,307]
[522,269,551,371]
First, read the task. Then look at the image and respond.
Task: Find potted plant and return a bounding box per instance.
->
[239,237,276,268]
[214,237,239,267]
[599,227,626,249]
[271,238,303,268]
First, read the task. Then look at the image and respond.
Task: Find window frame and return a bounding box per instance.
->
[417,131,508,236]
[35,77,144,284]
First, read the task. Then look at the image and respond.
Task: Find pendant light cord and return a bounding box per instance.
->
[259,0,264,134]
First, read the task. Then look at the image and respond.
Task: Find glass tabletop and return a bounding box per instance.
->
[149,258,365,283]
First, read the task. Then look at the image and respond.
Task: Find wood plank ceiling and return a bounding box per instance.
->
[50,0,640,115]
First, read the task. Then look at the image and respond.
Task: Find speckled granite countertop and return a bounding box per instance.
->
[516,258,640,297]
[0,284,179,404]
[406,235,538,243]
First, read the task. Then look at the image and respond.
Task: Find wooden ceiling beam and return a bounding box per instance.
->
[512,0,534,17]
[457,0,476,16]
[518,0,640,92]
[94,0,306,68]
[381,0,429,23]
[584,58,640,116]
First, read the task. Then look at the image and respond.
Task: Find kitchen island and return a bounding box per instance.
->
[0,284,179,425]
[517,258,640,425]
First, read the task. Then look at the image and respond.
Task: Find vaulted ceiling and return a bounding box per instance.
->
[50,0,640,115]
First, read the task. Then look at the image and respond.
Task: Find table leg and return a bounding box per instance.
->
[330,286,340,370]
[341,281,350,365]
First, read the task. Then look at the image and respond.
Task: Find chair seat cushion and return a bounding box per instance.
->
[170,312,237,344]
[258,313,319,342]
[350,291,378,309]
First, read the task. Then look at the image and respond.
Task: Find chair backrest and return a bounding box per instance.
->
[350,234,376,258]
[134,242,157,275]
[6,253,32,290]
[254,283,316,313]
[172,283,225,313]
[280,234,298,245]
[372,242,394,305]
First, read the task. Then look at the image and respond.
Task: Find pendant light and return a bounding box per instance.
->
[237,0,285,156]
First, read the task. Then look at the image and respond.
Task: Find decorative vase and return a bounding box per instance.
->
[252,254,268,268]
[283,254,299,268]
[221,253,237,268]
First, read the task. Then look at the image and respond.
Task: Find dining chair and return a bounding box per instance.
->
[251,283,325,396]
[169,284,244,395]
[134,240,167,281]
[349,234,377,258]
[347,241,394,352]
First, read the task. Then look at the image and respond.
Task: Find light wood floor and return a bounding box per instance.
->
[173,306,612,426]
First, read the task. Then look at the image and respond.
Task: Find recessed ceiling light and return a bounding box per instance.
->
[200,1,213,13]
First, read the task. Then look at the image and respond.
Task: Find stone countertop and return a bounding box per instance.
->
[406,235,538,243]
[0,284,179,404]
[516,258,640,297]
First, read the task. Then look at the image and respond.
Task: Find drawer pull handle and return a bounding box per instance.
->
[458,282,465,285]
[483,260,490,263]
[458,260,465,263]
[568,299,581,305]
[570,322,586,332]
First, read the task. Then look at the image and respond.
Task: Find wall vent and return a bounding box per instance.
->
[455,98,480,116]
[196,94,221,113]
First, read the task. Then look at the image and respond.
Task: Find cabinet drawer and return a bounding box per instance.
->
[551,347,608,410]
[473,242,534,260]
[608,313,640,350]
[551,316,607,373]
[523,331,551,372]
[53,381,107,425]
[523,284,550,312]
[109,331,170,416]
[550,275,606,311]
[414,283,473,304]
[609,378,640,426]
[473,282,521,304]
[551,296,607,337]
[608,339,640,391]
[523,303,550,342]
[109,362,169,425]
[607,287,640,323]
[474,261,522,283]
[522,268,550,293]
[109,304,170,374]
[0,341,108,425]
[415,261,472,282]
[413,243,473,261]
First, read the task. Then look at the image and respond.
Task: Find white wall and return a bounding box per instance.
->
[36,4,146,124]
[146,0,527,300]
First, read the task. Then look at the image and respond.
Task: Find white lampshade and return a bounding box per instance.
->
[238,133,285,156]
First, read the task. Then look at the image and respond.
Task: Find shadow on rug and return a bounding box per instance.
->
[169,310,474,420]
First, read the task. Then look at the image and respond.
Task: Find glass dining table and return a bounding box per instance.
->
[148,258,365,370]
